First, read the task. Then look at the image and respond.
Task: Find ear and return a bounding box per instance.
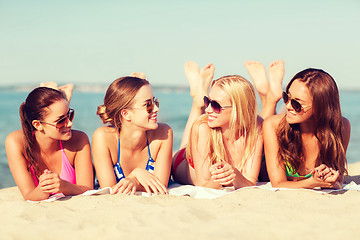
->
[32,120,43,131]
[120,109,132,121]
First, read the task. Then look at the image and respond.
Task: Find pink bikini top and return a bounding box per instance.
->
[30,141,76,185]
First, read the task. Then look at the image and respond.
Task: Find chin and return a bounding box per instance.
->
[61,129,72,140]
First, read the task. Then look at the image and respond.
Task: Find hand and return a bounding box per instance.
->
[129,168,168,195]
[312,164,340,188]
[210,162,236,186]
[111,178,137,195]
[38,169,63,193]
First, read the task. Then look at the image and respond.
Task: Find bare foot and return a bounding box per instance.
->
[131,72,146,80]
[199,63,215,98]
[40,82,74,102]
[268,60,285,102]
[244,61,269,97]
[58,84,74,102]
[184,61,201,98]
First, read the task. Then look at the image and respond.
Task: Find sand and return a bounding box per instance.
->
[1,163,360,240]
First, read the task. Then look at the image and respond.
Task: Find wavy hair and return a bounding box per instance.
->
[187,75,258,169]
[20,87,66,177]
[277,68,347,174]
[97,76,149,131]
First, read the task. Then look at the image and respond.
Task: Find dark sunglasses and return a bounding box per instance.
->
[204,96,231,114]
[40,108,75,128]
[131,98,160,114]
[282,92,311,113]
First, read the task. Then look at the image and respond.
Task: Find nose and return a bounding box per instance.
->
[66,118,73,127]
[205,104,213,114]
[285,100,293,111]
[153,103,159,113]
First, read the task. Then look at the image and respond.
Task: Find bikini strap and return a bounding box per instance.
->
[117,138,121,164]
[59,140,64,150]
[145,139,155,173]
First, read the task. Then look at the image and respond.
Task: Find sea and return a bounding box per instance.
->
[0,85,359,189]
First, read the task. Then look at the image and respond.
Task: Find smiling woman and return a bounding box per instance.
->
[92,76,173,195]
[264,68,351,189]
[5,87,94,201]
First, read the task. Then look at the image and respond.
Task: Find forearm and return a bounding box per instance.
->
[180,103,203,149]
[271,177,334,189]
[60,180,93,196]
[232,170,257,189]
[23,187,50,201]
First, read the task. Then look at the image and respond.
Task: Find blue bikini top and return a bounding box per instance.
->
[113,138,155,182]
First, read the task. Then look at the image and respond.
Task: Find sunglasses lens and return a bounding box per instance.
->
[282,92,289,104]
[204,96,210,107]
[146,102,153,114]
[56,109,74,128]
[211,101,221,114]
[291,100,302,113]
[154,98,159,108]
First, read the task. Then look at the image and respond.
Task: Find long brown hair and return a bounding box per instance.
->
[187,75,258,169]
[277,68,347,174]
[20,87,67,177]
[97,76,149,131]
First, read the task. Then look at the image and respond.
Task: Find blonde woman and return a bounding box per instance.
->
[172,61,284,189]
[92,76,173,195]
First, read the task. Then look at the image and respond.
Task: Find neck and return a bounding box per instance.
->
[119,127,147,151]
[299,120,316,135]
[34,131,60,154]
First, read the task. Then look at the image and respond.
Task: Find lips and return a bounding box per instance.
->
[207,115,217,122]
[149,114,157,122]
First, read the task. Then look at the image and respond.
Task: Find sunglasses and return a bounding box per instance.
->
[204,96,231,114]
[40,108,75,128]
[282,92,311,113]
[131,98,160,114]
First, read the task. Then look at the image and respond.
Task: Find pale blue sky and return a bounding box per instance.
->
[1,0,359,89]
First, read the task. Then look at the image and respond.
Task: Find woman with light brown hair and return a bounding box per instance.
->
[264,68,351,189]
[92,76,173,195]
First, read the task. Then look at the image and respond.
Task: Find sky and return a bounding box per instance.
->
[1,0,359,89]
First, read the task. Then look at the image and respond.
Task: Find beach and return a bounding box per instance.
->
[1,162,359,240]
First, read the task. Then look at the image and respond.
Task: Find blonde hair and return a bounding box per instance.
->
[97,76,149,131]
[186,75,258,169]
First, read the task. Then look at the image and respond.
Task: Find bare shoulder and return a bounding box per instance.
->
[263,114,285,130]
[342,116,351,130]
[342,116,351,142]
[93,126,117,140]
[147,123,173,140]
[69,130,90,143]
[5,129,24,149]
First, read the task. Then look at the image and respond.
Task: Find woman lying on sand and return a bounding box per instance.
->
[171,60,284,189]
[5,84,94,201]
[92,75,173,195]
[264,68,351,189]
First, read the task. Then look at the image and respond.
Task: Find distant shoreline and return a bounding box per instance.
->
[1,84,359,93]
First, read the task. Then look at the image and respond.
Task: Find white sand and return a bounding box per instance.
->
[1,162,360,240]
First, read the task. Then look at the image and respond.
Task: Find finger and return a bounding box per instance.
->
[155,180,168,194]
[131,186,136,195]
[142,184,152,195]
[219,174,236,185]
[147,181,160,195]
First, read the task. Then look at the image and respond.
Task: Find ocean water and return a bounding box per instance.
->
[0,88,359,189]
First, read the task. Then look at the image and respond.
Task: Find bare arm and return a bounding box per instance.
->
[264,115,338,189]
[92,127,118,189]
[152,124,173,187]
[5,131,50,201]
